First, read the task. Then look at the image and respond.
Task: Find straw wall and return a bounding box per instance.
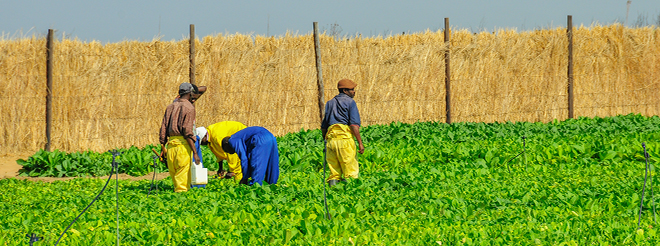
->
[0,24,658,154]
[0,38,46,153]
[574,25,660,117]
[451,28,569,122]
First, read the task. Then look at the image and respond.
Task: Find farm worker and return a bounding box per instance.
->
[171,85,206,161]
[159,82,200,192]
[195,121,248,181]
[221,126,280,185]
[171,85,207,160]
[321,79,364,186]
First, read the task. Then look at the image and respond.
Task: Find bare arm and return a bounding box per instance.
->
[181,102,199,164]
[186,137,200,164]
[349,124,364,154]
[160,144,167,163]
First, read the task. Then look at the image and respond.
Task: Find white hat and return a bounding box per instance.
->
[195,127,207,140]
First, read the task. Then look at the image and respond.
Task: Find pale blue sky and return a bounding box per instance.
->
[1,0,658,43]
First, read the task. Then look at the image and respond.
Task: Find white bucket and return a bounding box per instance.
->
[191,161,208,185]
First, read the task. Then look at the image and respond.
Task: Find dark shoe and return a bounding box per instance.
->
[328,180,339,187]
[224,172,235,179]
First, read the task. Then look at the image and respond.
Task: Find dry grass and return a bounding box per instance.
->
[0,37,46,153]
[573,25,660,117]
[451,28,569,123]
[0,24,658,154]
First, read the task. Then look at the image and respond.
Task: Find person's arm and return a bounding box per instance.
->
[186,137,199,164]
[190,86,207,104]
[160,144,167,163]
[238,151,249,184]
[159,108,170,163]
[196,86,207,95]
[347,100,364,154]
[230,138,250,184]
[321,128,327,140]
[182,105,199,164]
[217,160,227,177]
[349,125,364,154]
[218,160,224,173]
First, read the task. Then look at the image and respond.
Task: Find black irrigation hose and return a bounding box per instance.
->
[322,140,331,220]
[638,143,655,230]
[54,163,116,246]
[651,150,657,224]
[54,150,121,246]
[502,136,527,173]
[114,150,120,246]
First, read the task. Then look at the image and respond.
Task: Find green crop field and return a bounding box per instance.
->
[2,114,660,245]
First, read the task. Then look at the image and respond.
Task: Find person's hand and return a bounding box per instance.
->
[358,144,365,154]
[159,146,168,163]
[192,153,200,164]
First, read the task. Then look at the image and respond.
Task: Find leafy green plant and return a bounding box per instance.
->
[4,114,660,244]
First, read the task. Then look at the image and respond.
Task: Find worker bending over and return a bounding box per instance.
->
[195,121,247,181]
[321,79,364,186]
[221,126,280,185]
[159,83,200,192]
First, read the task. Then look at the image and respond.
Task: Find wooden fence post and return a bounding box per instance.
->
[444,18,452,124]
[567,15,574,119]
[313,22,325,123]
[189,24,196,85]
[45,29,54,151]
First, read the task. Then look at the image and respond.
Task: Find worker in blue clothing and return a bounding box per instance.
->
[221,126,280,185]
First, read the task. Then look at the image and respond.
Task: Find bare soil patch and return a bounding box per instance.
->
[0,152,31,179]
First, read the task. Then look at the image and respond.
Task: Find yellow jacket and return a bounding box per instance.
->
[207,121,247,180]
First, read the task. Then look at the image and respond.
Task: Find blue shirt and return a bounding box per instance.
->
[321,93,361,129]
[228,126,279,185]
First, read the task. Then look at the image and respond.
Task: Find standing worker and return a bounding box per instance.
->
[159,82,200,192]
[221,126,280,186]
[171,84,207,161]
[168,85,206,161]
[321,79,365,186]
[195,121,248,181]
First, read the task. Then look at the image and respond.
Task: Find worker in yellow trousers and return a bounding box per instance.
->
[196,121,247,182]
[159,83,200,192]
[165,136,194,192]
[321,79,365,186]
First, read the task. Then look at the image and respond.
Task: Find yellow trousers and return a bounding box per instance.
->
[325,124,359,181]
[167,136,192,192]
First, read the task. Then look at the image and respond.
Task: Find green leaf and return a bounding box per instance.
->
[601,150,617,161]
[485,150,494,163]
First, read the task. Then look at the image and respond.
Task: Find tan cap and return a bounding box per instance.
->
[337,79,357,89]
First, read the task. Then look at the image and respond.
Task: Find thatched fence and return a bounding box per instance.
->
[0,23,658,155]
